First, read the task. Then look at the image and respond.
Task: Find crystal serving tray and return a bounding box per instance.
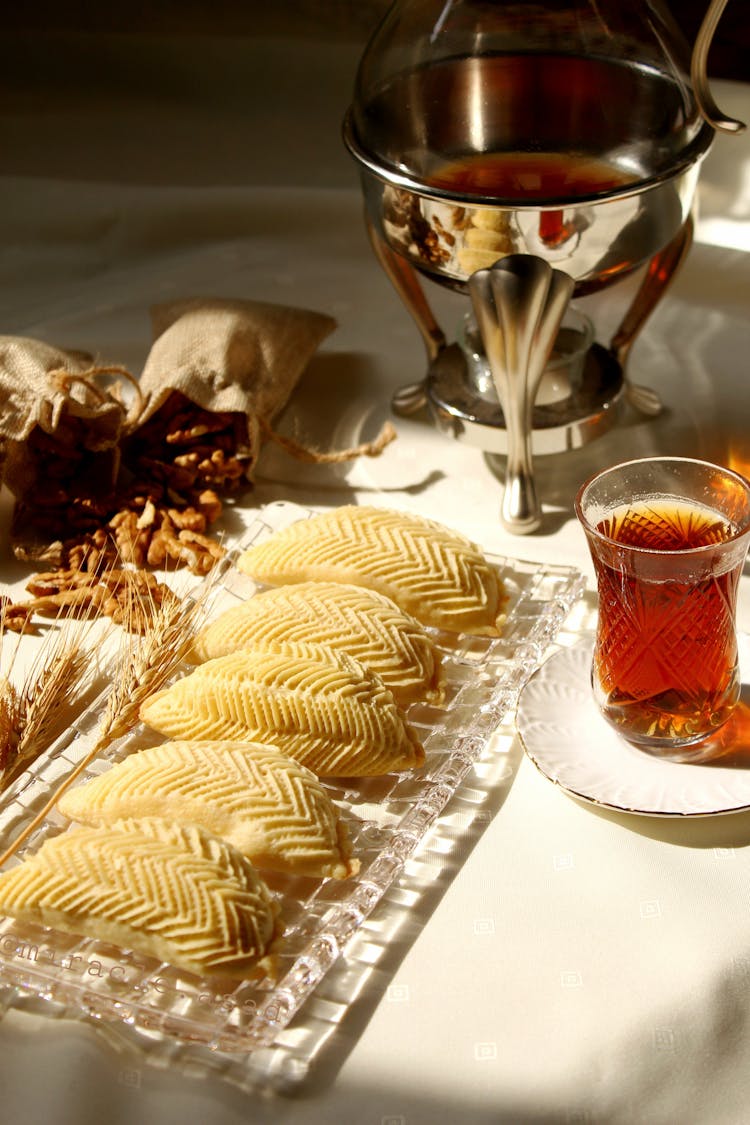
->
[0,501,584,1062]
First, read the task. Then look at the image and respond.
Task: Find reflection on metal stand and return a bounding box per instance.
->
[466,256,573,533]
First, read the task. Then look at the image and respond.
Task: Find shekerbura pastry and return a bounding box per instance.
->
[236,505,507,635]
[139,641,424,777]
[188,581,445,706]
[0,817,279,978]
[58,740,359,879]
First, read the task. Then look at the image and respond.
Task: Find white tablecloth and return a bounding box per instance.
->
[0,30,749,1124]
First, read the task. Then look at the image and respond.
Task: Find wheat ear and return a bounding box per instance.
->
[7,638,95,788]
[0,678,23,778]
[0,596,103,790]
[0,566,216,868]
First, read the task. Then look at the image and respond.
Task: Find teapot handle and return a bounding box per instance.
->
[691,0,746,134]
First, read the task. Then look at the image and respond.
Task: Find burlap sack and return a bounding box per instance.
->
[134,297,337,471]
[0,336,135,503]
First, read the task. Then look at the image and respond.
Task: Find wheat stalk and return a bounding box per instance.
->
[97,581,204,747]
[0,564,218,868]
[2,643,93,792]
[0,678,23,777]
[0,603,101,791]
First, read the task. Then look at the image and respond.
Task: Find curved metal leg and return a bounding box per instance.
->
[365,215,446,415]
[610,215,695,416]
[469,255,574,534]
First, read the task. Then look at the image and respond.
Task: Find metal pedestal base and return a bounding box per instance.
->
[426,341,625,456]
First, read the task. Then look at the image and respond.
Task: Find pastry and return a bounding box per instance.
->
[58,740,359,879]
[236,505,507,635]
[139,642,425,777]
[0,817,280,978]
[188,581,445,706]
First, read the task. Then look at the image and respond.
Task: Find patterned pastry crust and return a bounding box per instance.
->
[236,505,507,635]
[0,817,280,978]
[139,642,425,777]
[58,740,359,879]
[187,581,445,706]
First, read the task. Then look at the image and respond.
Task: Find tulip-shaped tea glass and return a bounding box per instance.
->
[575,457,750,753]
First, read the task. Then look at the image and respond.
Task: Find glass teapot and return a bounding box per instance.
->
[343,0,742,532]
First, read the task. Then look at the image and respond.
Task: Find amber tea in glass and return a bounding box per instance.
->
[575,458,750,752]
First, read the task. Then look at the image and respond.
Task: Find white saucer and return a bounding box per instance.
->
[516,635,750,817]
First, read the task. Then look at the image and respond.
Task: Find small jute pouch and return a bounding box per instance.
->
[0,336,140,558]
[138,296,338,467]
